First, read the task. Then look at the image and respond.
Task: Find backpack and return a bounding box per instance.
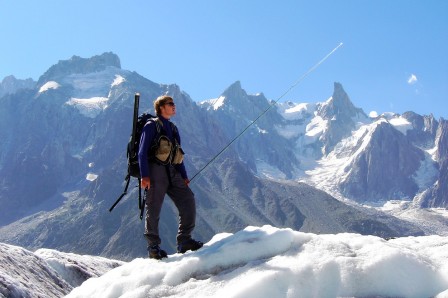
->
[109,93,155,219]
[127,114,182,174]
[127,112,159,178]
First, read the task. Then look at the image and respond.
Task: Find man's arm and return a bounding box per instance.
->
[138,122,156,189]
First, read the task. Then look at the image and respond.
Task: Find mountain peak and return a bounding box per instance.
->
[37,52,121,85]
[0,75,36,97]
[222,81,244,98]
[320,82,362,119]
[317,82,369,154]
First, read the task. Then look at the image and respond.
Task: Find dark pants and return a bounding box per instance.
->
[144,163,196,247]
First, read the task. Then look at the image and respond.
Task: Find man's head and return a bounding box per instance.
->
[154,95,176,118]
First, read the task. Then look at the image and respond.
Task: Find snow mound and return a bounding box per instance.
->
[0,243,72,297]
[39,81,61,93]
[0,243,124,298]
[389,116,413,135]
[66,97,109,118]
[277,102,315,121]
[111,75,125,87]
[35,248,124,288]
[67,225,448,298]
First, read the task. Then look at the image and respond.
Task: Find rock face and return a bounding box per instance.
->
[200,81,299,178]
[318,82,369,154]
[402,111,438,148]
[420,119,448,208]
[341,121,424,201]
[436,120,448,163]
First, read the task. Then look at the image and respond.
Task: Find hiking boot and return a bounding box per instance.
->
[148,245,168,260]
[177,239,203,254]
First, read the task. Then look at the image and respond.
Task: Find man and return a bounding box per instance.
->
[138,95,203,259]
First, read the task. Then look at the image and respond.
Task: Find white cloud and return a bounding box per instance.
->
[369,111,378,118]
[408,74,418,85]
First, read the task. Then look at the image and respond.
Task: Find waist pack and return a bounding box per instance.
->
[153,135,184,165]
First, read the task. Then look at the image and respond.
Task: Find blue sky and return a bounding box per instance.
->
[1,1,447,119]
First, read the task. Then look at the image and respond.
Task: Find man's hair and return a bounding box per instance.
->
[154,95,173,116]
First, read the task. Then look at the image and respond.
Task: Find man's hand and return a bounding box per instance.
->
[184,179,190,187]
[141,177,151,190]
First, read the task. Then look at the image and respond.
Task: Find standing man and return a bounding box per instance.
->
[138,95,203,259]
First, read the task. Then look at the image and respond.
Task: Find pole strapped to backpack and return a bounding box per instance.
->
[110,93,146,220]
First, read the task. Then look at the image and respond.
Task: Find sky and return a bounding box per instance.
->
[1,0,447,119]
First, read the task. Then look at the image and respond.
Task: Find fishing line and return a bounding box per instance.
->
[190,42,344,182]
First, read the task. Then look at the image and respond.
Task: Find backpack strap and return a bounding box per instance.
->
[144,116,162,131]
[170,122,180,145]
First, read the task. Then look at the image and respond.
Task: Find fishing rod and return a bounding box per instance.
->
[189,42,344,183]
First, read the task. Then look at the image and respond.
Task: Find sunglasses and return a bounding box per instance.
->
[165,102,176,107]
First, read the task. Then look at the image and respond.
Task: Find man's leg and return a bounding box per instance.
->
[167,168,197,245]
[144,164,169,246]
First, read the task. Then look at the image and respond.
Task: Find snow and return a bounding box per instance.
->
[0,242,122,298]
[86,173,98,181]
[0,243,69,298]
[275,123,306,139]
[212,96,226,110]
[62,68,119,98]
[303,121,376,196]
[63,225,448,298]
[199,96,227,110]
[255,124,268,134]
[413,150,438,191]
[38,68,129,118]
[277,102,315,121]
[2,226,448,297]
[255,159,288,180]
[304,115,327,144]
[428,145,439,161]
[39,81,61,93]
[381,204,448,236]
[389,116,413,135]
[66,96,109,118]
[35,249,124,288]
[60,69,122,117]
[274,102,314,139]
[111,74,125,87]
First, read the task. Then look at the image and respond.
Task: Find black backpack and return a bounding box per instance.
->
[109,93,157,219]
[127,112,158,178]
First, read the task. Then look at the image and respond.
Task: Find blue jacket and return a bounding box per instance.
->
[138,115,188,179]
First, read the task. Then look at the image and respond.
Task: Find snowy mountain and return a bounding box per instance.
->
[2,226,448,298]
[0,52,447,263]
[266,84,446,207]
[0,241,123,297]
